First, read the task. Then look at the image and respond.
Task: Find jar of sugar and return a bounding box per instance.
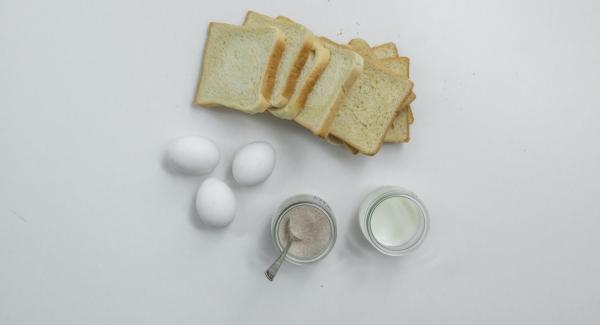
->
[270,195,337,264]
[359,186,429,256]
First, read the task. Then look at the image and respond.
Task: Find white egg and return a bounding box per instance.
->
[166,136,220,175]
[195,177,236,227]
[232,141,276,186]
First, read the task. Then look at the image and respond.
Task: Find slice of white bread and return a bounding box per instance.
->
[328,41,413,155]
[294,37,363,136]
[378,58,413,142]
[195,22,284,113]
[243,11,314,108]
[371,42,399,59]
[372,43,414,125]
[271,29,330,119]
[350,39,414,143]
[271,16,330,119]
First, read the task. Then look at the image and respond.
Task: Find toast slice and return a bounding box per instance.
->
[271,30,330,119]
[328,41,413,155]
[378,57,413,142]
[195,22,284,113]
[294,37,363,136]
[372,42,414,124]
[333,93,413,153]
[347,38,372,54]
[243,11,314,108]
[371,42,399,59]
[350,39,414,143]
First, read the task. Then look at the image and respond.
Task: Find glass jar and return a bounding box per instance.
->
[271,194,337,265]
[359,186,429,256]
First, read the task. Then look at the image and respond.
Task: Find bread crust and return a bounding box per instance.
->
[292,40,330,115]
[318,40,367,152]
[361,79,413,155]
[244,13,315,109]
[328,40,413,154]
[274,14,315,107]
[274,38,331,119]
[384,91,415,142]
[271,38,331,119]
[329,56,413,155]
[316,39,363,137]
[261,31,285,107]
[374,46,415,143]
[280,39,312,102]
[294,37,363,136]
[372,42,399,59]
[194,22,285,114]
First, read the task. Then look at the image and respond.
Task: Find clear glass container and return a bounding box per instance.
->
[271,194,337,265]
[359,186,429,256]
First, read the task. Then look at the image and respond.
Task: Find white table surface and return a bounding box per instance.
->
[2,0,600,324]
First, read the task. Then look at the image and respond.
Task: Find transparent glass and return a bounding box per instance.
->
[271,194,337,265]
[359,186,429,256]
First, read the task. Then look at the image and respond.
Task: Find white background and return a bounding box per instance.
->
[1,0,599,324]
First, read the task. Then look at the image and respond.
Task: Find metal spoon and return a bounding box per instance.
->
[265,217,301,281]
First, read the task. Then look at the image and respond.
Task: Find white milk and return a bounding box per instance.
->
[370,196,422,247]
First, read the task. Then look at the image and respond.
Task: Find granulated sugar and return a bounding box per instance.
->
[277,204,332,259]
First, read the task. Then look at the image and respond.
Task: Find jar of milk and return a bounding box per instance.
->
[359,187,429,256]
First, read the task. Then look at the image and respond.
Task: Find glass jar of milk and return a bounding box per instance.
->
[359,187,429,256]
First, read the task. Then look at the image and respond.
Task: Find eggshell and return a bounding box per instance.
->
[195,178,236,227]
[232,141,276,186]
[166,136,219,175]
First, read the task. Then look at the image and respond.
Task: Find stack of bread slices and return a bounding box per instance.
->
[195,11,415,156]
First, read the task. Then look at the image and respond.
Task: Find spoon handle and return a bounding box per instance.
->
[265,240,293,281]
